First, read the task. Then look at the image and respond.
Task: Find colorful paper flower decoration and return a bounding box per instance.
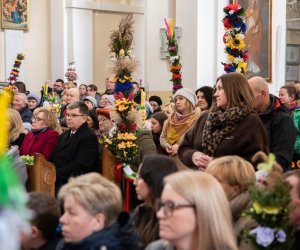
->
[7,53,25,85]
[164,18,183,94]
[65,62,78,82]
[222,4,248,74]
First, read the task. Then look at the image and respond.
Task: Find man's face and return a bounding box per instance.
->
[248,81,264,113]
[53,82,64,92]
[66,108,87,131]
[286,176,300,230]
[105,77,115,91]
[12,95,26,111]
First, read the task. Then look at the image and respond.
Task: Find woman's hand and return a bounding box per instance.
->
[170,144,179,156]
[192,151,212,169]
[165,143,173,154]
[165,143,179,156]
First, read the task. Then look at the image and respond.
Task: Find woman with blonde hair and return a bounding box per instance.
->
[56,173,141,249]
[160,88,200,169]
[179,72,268,169]
[146,171,238,250]
[8,108,26,148]
[206,156,256,250]
[19,108,61,160]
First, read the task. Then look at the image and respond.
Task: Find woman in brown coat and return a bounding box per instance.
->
[178,72,268,170]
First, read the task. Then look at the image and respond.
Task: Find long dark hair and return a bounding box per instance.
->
[195,86,214,109]
[139,154,178,205]
[135,154,178,246]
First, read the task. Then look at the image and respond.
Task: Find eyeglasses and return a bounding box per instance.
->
[31,116,45,123]
[155,199,195,217]
[66,113,85,118]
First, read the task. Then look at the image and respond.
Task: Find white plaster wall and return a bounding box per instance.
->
[0,31,4,82]
[175,0,198,90]
[270,0,286,94]
[133,13,145,85]
[50,0,67,82]
[23,0,51,93]
[68,8,93,85]
[144,0,171,92]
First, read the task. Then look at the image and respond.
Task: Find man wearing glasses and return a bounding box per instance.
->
[52,101,99,193]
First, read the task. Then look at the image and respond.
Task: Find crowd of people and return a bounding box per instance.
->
[4,72,300,249]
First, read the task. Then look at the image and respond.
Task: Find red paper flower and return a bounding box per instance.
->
[225,4,241,11]
[128,91,134,101]
[172,74,181,80]
[119,123,126,131]
[224,18,232,29]
[130,123,137,131]
[243,51,249,61]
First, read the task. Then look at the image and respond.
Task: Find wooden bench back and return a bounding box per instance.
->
[26,153,56,197]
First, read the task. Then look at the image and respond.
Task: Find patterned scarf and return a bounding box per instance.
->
[166,109,200,145]
[202,104,250,156]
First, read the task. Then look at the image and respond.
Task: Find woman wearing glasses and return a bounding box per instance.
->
[132,155,178,247]
[179,72,268,170]
[19,108,62,160]
[146,171,238,250]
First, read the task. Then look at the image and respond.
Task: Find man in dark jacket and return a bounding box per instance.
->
[52,101,99,192]
[249,76,297,171]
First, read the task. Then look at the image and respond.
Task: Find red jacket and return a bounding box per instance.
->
[20,129,59,160]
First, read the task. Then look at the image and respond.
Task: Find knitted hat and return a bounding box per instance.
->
[149,95,162,106]
[106,95,115,107]
[84,96,97,108]
[173,88,198,107]
[152,111,168,128]
[96,108,113,119]
[101,94,115,107]
[27,93,40,104]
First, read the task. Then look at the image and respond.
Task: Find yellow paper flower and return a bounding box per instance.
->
[0,90,12,154]
[253,202,281,215]
[118,105,127,112]
[226,38,245,50]
[118,142,126,149]
[238,61,247,72]
[228,55,235,62]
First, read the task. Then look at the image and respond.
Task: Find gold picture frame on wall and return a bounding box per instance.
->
[232,0,272,82]
[1,0,29,30]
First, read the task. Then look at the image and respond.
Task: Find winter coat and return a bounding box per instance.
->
[56,212,142,250]
[230,191,256,250]
[51,122,99,192]
[19,105,32,123]
[293,109,300,154]
[19,129,59,160]
[132,130,157,172]
[145,240,174,250]
[259,95,297,170]
[178,111,268,169]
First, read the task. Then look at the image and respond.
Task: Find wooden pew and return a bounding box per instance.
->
[26,153,56,197]
[101,147,118,184]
